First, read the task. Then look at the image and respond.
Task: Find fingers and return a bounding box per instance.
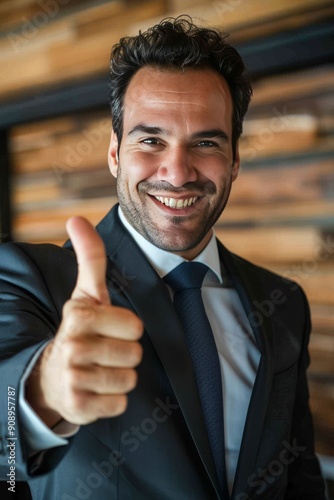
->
[66,216,110,304]
[62,393,128,423]
[64,366,138,395]
[61,300,143,341]
[63,336,143,368]
[34,216,145,426]
[40,329,143,424]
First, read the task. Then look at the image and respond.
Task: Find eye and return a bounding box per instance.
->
[141,137,161,146]
[196,140,217,148]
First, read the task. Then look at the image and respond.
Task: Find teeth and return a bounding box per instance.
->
[154,196,198,209]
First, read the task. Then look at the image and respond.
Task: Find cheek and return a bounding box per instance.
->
[125,152,160,180]
[204,163,232,186]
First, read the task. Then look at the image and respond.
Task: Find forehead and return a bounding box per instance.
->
[123,66,233,129]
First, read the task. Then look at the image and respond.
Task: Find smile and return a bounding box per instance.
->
[154,196,198,209]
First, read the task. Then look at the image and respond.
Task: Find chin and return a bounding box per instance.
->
[151,233,206,254]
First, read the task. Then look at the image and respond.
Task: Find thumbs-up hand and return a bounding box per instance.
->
[26,217,143,427]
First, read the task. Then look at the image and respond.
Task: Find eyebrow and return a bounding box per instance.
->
[128,124,229,142]
[128,125,169,136]
[191,129,229,142]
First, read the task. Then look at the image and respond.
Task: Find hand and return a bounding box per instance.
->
[26,217,143,426]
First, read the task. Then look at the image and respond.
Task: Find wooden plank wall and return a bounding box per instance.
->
[2,0,334,458]
[0,0,333,99]
[0,0,169,98]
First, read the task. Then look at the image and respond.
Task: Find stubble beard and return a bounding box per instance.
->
[116,166,232,254]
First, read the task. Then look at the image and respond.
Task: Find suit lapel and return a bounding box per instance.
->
[95,206,221,497]
[66,207,276,498]
[217,242,276,499]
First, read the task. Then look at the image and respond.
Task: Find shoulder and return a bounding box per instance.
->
[219,242,309,308]
[0,241,77,308]
[221,246,312,362]
[0,241,76,277]
[0,240,72,264]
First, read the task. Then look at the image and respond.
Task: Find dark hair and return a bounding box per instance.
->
[109,16,252,157]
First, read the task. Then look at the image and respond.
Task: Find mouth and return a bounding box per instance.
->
[153,196,199,209]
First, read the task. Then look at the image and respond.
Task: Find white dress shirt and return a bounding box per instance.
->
[119,208,261,493]
[20,207,260,493]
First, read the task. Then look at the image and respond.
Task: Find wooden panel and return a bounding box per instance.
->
[11,116,112,174]
[311,304,334,332]
[221,199,334,225]
[1,0,334,99]
[13,196,118,243]
[230,162,334,203]
[249,67,334,108]
[0,0,168,98]
[134,0,334,42]
[0,0,83,31]
[216,227,320,263]
[309,380,334,456]
[169,0,333,26]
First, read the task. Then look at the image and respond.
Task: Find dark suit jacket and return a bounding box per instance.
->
[0,205,325,499]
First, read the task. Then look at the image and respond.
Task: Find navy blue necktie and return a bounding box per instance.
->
[165,262,229,498]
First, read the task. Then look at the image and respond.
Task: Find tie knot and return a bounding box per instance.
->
[164,262,209,292]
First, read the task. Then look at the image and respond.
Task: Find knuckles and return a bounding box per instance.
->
[61,338,82,366]
[130,341,143,366]
[61,364,139,395]
[62,299,97,334]
[62,391,128,424]
[61,299,144,341]
[112,367,138,392]
[48,298,143,424]
[128,313,144,340]
[95,394,128,419]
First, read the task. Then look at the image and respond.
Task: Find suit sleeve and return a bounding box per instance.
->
[285,286,326,499]
[0,242,74,479]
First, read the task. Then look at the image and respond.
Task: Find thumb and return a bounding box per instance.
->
[66,216,110,304]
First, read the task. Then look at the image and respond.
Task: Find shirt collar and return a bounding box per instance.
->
[118,206,223,285]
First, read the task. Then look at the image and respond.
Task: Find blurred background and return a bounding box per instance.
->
[0,0,333,498]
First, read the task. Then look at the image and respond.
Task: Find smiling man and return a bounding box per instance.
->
[0,16,325,500]
[109,66,238,259]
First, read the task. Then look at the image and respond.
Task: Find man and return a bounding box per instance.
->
[0,17,325,500]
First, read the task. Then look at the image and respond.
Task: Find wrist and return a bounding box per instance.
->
[25,343,62,428]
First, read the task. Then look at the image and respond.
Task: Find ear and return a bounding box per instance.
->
[108,130,119,178]
[231,142,240,182]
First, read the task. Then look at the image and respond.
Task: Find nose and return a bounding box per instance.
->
[157,146,197,187]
